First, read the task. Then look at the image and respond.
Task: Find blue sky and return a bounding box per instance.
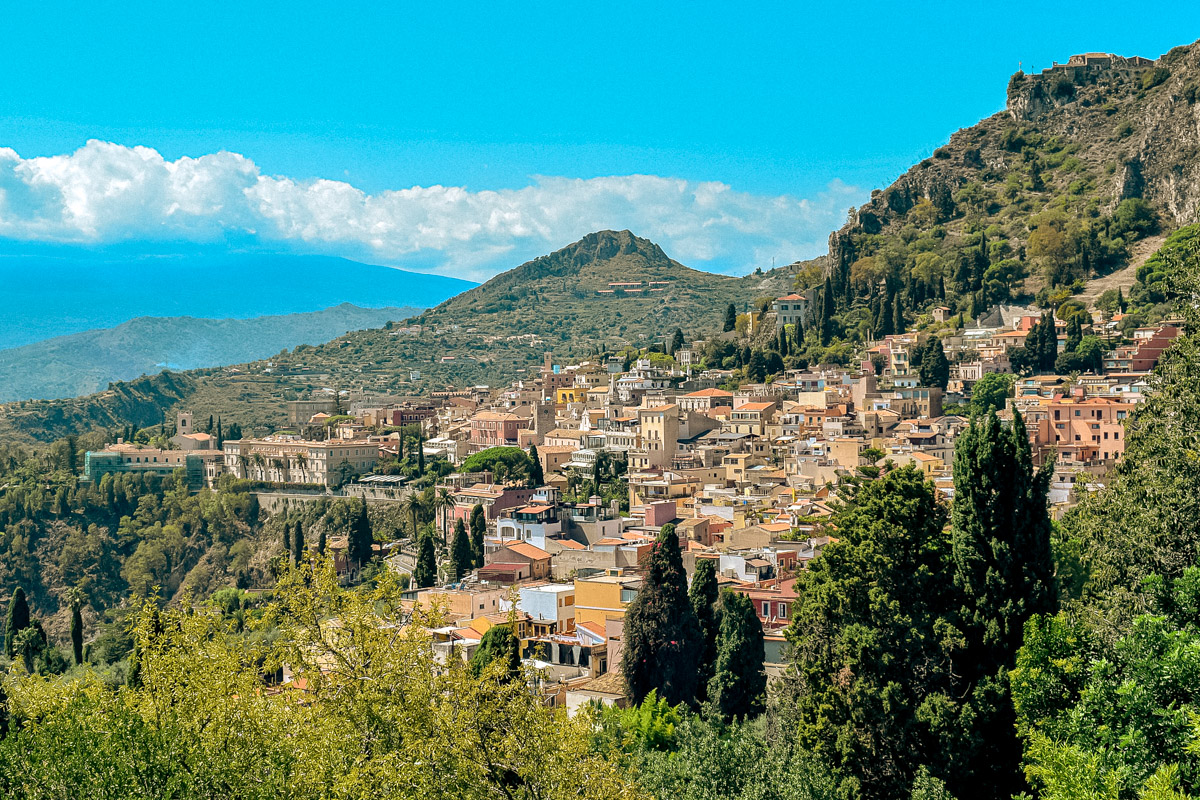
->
[0,3,1195,280]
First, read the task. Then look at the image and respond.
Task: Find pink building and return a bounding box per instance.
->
[1030,391,1134,465]
[469,411,530,453]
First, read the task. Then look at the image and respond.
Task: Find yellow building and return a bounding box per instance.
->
[573,572,642,626]
[555,387,585,405]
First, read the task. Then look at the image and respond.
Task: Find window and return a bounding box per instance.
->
[762,601,770,617]
[778,602,788,619]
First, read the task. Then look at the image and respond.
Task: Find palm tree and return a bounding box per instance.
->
[435,487,455,544]
[402,494,422,540]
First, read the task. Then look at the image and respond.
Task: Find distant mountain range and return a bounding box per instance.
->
[0,230,801,443]
[0,251,474,350]
[0,304,422,402]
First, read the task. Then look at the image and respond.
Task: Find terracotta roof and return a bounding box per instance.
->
[472,410,526,421]
[777,293,807,301]
[504,542,552,561]
[516,504,554,514]
[578,621,607,640]
[682,388,734,398]
[574,670,628,697]
[737,402,775,411]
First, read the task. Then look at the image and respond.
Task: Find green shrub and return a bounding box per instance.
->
[1141,66,1170,90]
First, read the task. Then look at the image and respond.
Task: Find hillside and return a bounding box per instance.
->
[0,303,421,403]
[809,41,1200,341]
[0,251,474,350]
[0,231,801,444]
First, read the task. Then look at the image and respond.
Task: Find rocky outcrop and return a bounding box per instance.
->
[822,39,1200,279]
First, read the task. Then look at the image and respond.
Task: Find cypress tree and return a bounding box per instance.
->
[469,504,486,568]
[318,528,327,557]
[417,432,426,476]
[1065,314,1082,353]
[793,317,805,350]
[723,303,737,333]
[1116,286,1126,312]
[70,598,84,666]
[621,523,702,705]
[820,277,836,345]
[671,327,685,355]
[778,328,789,357]
[470,624,521,681]
[950,410,1056,795]
[216,417,223,449]
[281,521,292,563]
[953,409,1056,660]
[708,590,766,721]
[528,445,545,486]
[348,499,373,568]
[878,292,894,338]
[413,532,437,589]
[291,520,305,566]
[892,293,905,337]
[450,517,473,581]
[689,557,720,700]
[1038,314,1058,371]
[919,337,950,390]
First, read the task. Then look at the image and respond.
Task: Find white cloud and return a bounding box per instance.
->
[0,140,860,280]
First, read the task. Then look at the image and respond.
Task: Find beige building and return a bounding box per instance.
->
[223,437,379,487]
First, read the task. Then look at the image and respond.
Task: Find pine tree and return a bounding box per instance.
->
[723,303,737,333]
[951,410,1056,795]
[450,518,473,581]
[291,521,305,566]
[469,504,486,568]
[621,523,702,705]
[348,499,373,568]
[528,445,545,486]
[413,532,437,589]
[70,598,84,666]
[708,590,766,721]
[4,588,30,659]
[689,557,720,701]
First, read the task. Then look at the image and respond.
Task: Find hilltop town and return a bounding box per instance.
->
[73,266,1183,706]
[8,39,1200,800]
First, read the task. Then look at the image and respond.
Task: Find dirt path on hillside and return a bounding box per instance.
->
[1077,233,1167,308]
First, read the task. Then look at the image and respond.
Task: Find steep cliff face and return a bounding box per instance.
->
[823,40,1200,288]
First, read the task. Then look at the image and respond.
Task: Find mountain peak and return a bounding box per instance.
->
[555,229,670,266]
